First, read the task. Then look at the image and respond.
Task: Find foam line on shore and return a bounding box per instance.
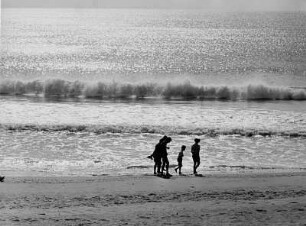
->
[1,123,306,138]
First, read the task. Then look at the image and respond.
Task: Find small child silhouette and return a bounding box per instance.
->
[174,145,186,175]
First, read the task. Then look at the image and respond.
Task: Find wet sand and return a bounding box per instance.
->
[0,172,306,225]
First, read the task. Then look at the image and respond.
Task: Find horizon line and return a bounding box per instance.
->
[2,6,306,12]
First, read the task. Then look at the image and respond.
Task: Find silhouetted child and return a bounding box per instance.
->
[175,145,186,175]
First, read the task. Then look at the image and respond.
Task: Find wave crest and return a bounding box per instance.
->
[0,79,305,101]
[1,124,306,138]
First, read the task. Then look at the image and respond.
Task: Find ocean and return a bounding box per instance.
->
[0,9,306,176]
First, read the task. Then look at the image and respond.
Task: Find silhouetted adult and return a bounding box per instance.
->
[148,136,167,175]
[191,138,201,175]
[161,137,172,176]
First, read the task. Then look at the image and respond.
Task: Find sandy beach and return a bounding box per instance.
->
[0,172,305,225]
[1,1,306,225]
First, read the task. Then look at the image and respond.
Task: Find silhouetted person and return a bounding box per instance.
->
[161,137,172,176]
[191,138,201,175]
[148,136,167,175]
[175,145,186,175]
[0,176,4,182]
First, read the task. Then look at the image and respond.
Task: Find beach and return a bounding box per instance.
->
[1,172,306,225]
[1,6,306,226]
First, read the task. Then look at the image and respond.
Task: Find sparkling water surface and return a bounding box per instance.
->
[0,9,306,176]
[1,9,306,79]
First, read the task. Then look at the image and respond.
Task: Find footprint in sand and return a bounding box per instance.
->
[276,210,287,212]
[139,216,151,219]
[256,209,267,213]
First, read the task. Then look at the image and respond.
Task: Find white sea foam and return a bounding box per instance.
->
[0,131,305,177]
[1,10,306,177]
[0,95,305,138]
[1,124,306,138]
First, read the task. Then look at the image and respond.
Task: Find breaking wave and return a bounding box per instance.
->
[0,79,305,101]
[1,123,306,138]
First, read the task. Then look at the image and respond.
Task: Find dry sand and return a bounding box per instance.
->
[0,172,306,225]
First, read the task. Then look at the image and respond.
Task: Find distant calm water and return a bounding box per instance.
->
[0,9,305,176]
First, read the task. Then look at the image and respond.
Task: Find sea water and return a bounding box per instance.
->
[0,9,306,176]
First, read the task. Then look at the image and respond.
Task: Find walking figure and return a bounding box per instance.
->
[161,137,172,176]
[148,136,167,175]
[191,138,201,175]
[174,145,186,175]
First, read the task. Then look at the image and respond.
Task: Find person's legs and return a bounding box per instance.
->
[194,158,200,173]
[161,159,165,174]
[165,157,169,175]
[153,163,157,174]
[177,161,182,174]
[192,156,197,174]
[156,158,161,174]
[197,158,201,170]
[175,162,180,173]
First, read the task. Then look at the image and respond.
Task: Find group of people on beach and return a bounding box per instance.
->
[148,136,201,177]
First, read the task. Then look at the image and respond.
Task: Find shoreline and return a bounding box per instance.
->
[2,166,306,178]
[1,172,305,225]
